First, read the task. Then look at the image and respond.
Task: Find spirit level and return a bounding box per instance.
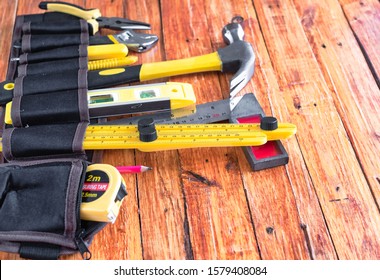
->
[81,164,127,223]
[87,82,195,118]
[4,82,196,124]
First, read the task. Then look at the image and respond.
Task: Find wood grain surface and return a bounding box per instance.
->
[0,0,379,260]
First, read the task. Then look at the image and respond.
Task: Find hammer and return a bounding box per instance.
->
[0,18,255,105]
[87,17,255,98]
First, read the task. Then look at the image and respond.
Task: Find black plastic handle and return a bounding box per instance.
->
[89,36,115,46]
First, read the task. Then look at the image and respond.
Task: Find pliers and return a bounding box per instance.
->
[39,1,151,35]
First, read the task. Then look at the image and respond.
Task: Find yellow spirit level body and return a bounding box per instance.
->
[87,82,196,118]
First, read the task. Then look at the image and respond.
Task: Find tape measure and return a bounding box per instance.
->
[80,164,127,223]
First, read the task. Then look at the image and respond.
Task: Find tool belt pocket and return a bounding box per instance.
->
[0,159,104,260]
[2,123,88,161]
[10,89,88,127]
[7,13,89,81]
[21,29,89,53]
[17,19,89,76]
[3,68,90,162]
[1,12,91,162]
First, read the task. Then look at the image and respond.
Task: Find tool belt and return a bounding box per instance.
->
[0,12,105,260]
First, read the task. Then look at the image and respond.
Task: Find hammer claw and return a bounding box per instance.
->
[221,18,256,97]
[217,40,256,97]
[229,71,249,98]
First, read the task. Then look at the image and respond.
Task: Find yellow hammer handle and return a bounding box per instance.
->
[88,56,138,70]
[140,52,222,81]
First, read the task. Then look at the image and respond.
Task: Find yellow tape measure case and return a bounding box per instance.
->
[80,164,127,223]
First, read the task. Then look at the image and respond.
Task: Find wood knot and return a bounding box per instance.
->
[301,6,316,29]
[266,227,274,234]
[225,153,238,171]
[293,96,302,109]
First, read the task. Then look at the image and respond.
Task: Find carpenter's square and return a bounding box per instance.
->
[106,93,291,171]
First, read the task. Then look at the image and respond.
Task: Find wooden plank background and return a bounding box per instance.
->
[0,0,379,260]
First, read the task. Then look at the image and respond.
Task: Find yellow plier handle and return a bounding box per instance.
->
[39,1,101,20]
[39,1,101,33]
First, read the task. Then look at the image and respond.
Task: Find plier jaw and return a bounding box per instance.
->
[96,17,151,31]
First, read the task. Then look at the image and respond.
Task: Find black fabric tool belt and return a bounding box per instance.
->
[0,159,100,260]
[0,12,104,259]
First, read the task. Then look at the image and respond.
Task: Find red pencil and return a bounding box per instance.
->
[116,165,152,173]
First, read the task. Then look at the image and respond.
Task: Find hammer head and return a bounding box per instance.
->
[222,18,245,45]
[217,18,255,98]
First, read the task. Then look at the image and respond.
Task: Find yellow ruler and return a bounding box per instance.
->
[0,121,297,153]
[83,122,296,151]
